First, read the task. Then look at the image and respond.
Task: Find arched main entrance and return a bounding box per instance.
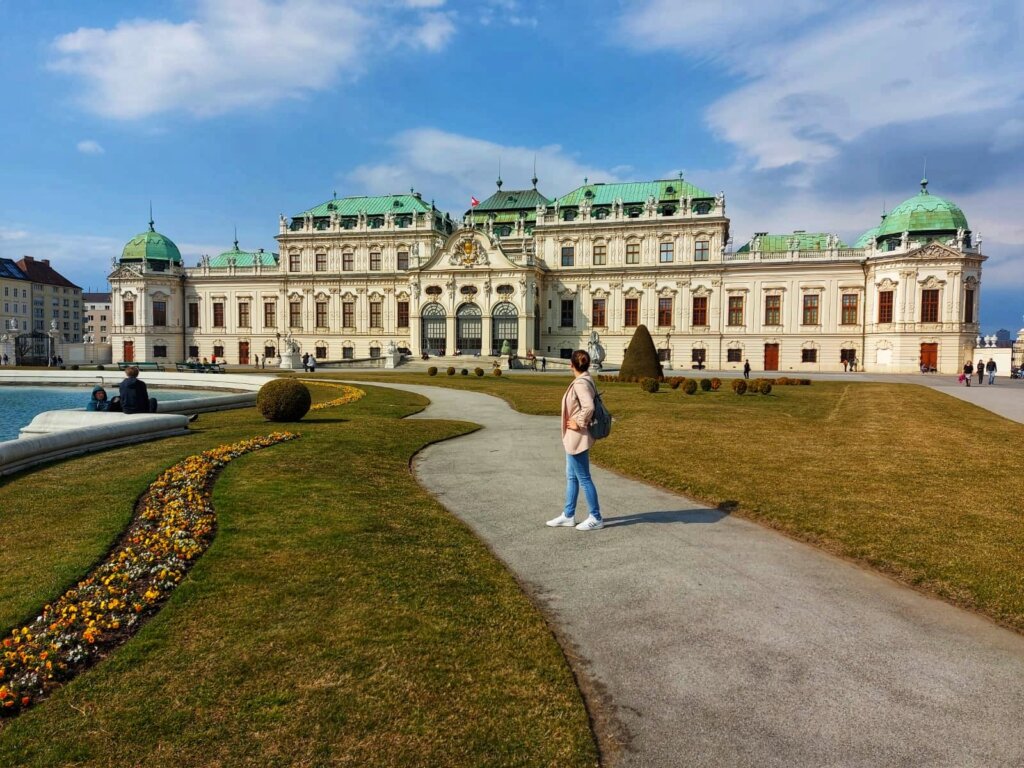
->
[491,302,518,355]
[456,303,482,355]
[421,302,447,356]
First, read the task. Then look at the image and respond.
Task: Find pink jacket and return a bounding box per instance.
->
[561,373,597,455]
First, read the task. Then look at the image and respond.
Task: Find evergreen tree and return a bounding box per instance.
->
[619,325,663,379]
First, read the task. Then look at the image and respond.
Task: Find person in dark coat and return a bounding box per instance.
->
[743,359,751,379]
[119,366,157,413]
[963,360,973,387]
[976,358,985,385]
[86,385,110,411]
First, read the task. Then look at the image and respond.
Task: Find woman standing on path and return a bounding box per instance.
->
[547,349,603,531]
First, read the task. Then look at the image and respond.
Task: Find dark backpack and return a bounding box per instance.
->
[587,380,612,440]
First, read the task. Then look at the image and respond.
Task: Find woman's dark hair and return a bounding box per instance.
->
[571,349,591,372]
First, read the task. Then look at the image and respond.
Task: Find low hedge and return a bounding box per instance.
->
[640,377,660,393]
[699,378,712,392]
[710,378,721,391]
[760,382,773,395]
[460,368,469,376]
[732,379,747,395]
[256,378,312,422]
[446,367,456,376]
[493,368,502,376]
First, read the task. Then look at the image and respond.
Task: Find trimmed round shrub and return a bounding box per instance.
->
[70,364,79,371]
[446,366,456,376]
[493,368,502,377]
[619,324,663,380]
[257,378,312,422]
[460,368,469,376]
[640,377,660,393]
[669,377,682,390]
[474,367,484,377]
[427,366,438,376]
[800,378,812,386]
[747,379,762,394]
[731,379,747,395]
[699,378,712,392]
[683,379,698,395]
[760,382,773,395]
[710,377,721,391]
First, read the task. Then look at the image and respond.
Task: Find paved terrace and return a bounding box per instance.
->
[355,380,1024,768]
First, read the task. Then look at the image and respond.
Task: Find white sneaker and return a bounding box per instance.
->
[575,515,604,531]
[546,514,576,527]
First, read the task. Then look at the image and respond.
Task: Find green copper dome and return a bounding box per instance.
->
[121,220,182,264]
[875,180,968,240]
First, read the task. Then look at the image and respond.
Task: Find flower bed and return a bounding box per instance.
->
[0,432,298,717]
[307,383,365,411]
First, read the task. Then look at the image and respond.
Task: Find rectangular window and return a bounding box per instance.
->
[397,301,409,328]
[728,296,744,326]
[921,289,939,323]
[658,297,673,326]
[343,301,354,327]
[802,294,819,325]
[238,302,250,328]
[369,251,381,271]
[626,242,640,264]
[397,251,409,271]
[692,296,708,326]
[315,252,327,272]
[123,300,134,326]
[188,302,199,327]
[263,302,275,328]
[152,300,166,326]
[659,242,673,263]
[264,345,276,359]
[695,240,710,261]
[315,301,328,328]
[213,302,225,327]
[289,301,301,327]
[878,290,893,324]
[561,246,575,267]
[691,348,706,363]
[343,347,354,359]
[593,244,607,265]
[315,345,327,358]
[727,348,742,363]
[841,294,858,325]
[188,345,199,358]
[624,297,639,327]
[213,345,224,359]
[592,298,606,327]
[964,288,974,323]
[343,252,354,271]
[560,299,574,327]
[153,345,167,358]
[802,348,818,363]
[370,301,382,328]
[289,253,301,272]
[370,346,381,359]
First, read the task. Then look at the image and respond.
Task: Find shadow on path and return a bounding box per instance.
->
[603,507,728,527]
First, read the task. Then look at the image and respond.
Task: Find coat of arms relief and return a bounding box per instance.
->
[449,236,489,267]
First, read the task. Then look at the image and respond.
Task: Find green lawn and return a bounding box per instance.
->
[340,372,1024,632]
[0,384,598,767]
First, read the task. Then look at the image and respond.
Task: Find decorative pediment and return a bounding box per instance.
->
[763,286,787,294]
[314,290,330,301]
[108,264,144,281]
[341,292,357,302]
[150,290,170,300]
[876,277,898,290]
[287,291,304,301]
[918,275,946,289]
[591,287,609,299]
[726,287,749,294]
[368,291,384,301]
[623,286,643,298]
[964,275,979,287]
[396,290,410,301]
[912,241,962,260]
[657,285,677,297]
[449,234,490,267]
[691,285,712,298]
[558,285,578,299]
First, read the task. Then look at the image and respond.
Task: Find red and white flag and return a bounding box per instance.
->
[470,196,480,207]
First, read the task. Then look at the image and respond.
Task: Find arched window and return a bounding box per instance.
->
[491,301,518,355]
[456,303,482,355]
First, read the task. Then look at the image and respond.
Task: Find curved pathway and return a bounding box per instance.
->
[364,382,1024,767]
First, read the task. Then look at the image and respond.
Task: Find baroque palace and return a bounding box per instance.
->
[107,174,983,373]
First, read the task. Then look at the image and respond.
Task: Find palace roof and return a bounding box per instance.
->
[296,192,435,218]
[555,179,714,207]
[736,231,848,253]
[0,257,28,280]
[209,241,278,268]
[16,256,80,288]
[875,180,968,239]
[121,220,182,265]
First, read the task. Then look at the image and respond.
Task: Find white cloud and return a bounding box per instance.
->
[479,0,537,27]
[622,1,1024,172]
[76,139,104,155]
[50,0,456,119]
[345,128,623,213]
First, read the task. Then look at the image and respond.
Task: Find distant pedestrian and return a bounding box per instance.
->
[963,360,973,387]
[547,349,602,531]
[261,354,266,370]
[743,359,751,379]
[977,358,985,385]
[987,358,997,384]
[852,356,858,372]
[119,365,158,414]
[541,356,547,372]
[302,352,310,372]
[253,353,259,368]
[842,358,848,372]
[308,355,316,373]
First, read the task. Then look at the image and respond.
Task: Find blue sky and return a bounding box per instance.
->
[0,0,1021,332]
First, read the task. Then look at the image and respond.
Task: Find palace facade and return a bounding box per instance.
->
[107,175,984,373]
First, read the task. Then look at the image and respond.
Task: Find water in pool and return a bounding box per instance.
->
[0,386,219,442]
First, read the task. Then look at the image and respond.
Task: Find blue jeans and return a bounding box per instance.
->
[563,450,601,520]
[988,371,995,384]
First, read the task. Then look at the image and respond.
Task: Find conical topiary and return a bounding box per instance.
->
[619,324,663,380]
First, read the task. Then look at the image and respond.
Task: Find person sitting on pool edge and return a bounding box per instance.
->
[86,385,110,411]
[118,365,158,414]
